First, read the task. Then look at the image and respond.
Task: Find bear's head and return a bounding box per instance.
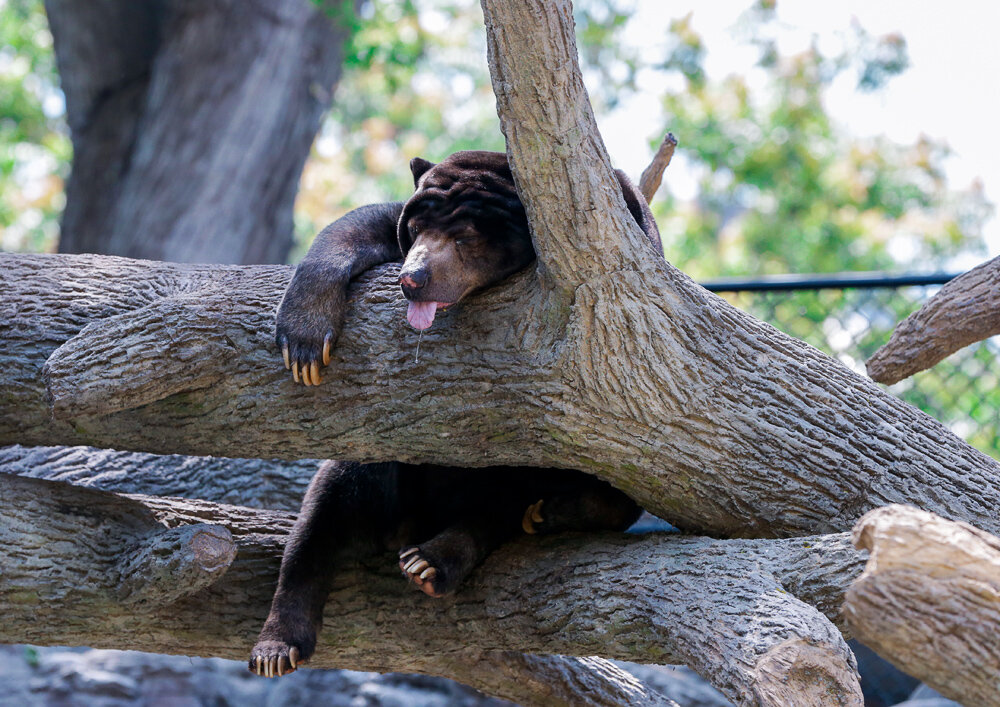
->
[396,151,533,330]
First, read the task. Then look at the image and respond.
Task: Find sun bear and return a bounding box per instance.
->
[249,151,661,678]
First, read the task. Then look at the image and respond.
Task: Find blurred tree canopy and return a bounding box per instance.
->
[1,0,993,273]
[653,4,991,279]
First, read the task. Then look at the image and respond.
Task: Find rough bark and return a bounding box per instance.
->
[0,471,866,706]
[0,444,317,511]
[845,505,1000,707]
[436,653,679,707]
[867,255,1000,384]
[46,0,350,265]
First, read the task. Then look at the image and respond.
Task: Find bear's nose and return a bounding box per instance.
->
[400,268,429,296]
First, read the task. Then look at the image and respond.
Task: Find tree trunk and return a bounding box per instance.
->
[46,0,350,265]
[0,471,866,706]
[867,255,1000,384]
[845,505,1000,707]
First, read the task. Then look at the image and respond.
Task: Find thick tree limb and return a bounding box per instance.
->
[0,472,866,706]
[867,255,1000,384]
[481,0,654,288]
[844,505,1000,707]
[436,653,679,707]
[4,248,1000,544]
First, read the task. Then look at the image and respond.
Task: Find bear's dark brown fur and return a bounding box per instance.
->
[250,152,659,678]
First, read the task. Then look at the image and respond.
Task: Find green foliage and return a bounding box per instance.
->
[574,0,641,110]
[651,9,990,279]
[0,0,69,252]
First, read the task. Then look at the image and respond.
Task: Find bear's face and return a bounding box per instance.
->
[397,152,533,330]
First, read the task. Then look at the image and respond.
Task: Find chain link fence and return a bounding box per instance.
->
[703,273,1000,460]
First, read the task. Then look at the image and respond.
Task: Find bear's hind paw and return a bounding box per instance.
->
[399,546,445,598]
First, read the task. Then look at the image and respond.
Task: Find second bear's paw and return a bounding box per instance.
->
[398,546,447,598]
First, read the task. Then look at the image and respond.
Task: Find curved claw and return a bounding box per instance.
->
[289,646,300,669]
[410,559,429,574]
[522,499,544,534]
[322,332,332,366]
[310,360,321,385]
[292,361,300,384]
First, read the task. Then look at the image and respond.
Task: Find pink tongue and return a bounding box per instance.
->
[406,301,438,330]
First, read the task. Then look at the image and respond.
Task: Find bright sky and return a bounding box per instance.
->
[600,0,1000,264]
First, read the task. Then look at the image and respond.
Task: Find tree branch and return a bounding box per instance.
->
[434,653,680,707]
[867,255,1000,384]
[5,242,1000,544]
[0,444,317,511]
[0,471,865,705]
[639,133,678,203]
[844,505,1000,706]
[481,0,656,288]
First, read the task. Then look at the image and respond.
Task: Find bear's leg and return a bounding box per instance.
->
[250,460,399,677]
[397,471,642,598]
[520,474,642,536]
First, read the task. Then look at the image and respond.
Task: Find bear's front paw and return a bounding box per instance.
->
[275,296,347,386]
[276,323,335,387]
[249,640,307,678]
[275,265,350,386]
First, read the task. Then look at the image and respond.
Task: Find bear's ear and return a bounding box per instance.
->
[409,157,435,187]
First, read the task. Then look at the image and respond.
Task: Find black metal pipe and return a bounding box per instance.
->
[699,271,960,293]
